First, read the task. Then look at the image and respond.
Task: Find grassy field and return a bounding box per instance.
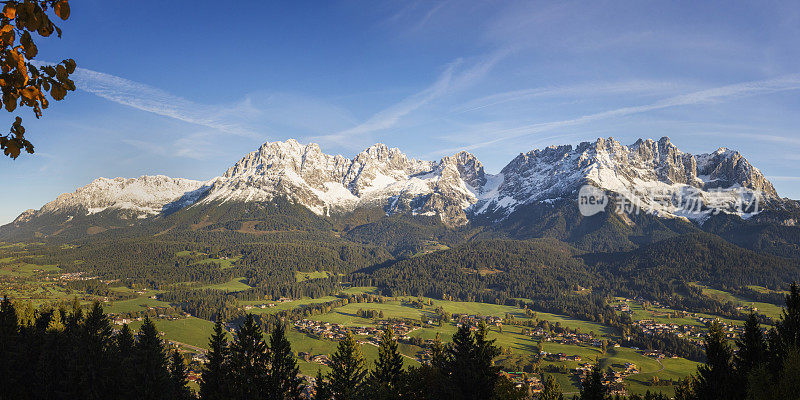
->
[175,251,240,269]
[197,277,252,292]
[295,270,338,282]
[700,286,784,320]
[104,296,172,314]
[285,328,396,376]
[127,316,218,349]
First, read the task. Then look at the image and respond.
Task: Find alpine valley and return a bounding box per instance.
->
[3,136,800,395]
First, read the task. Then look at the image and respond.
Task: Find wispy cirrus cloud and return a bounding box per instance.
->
[768,176,800,181]
[71,67,260,138]
[435,73,800,155]
[313,50,509,149]
[454,80,688,114]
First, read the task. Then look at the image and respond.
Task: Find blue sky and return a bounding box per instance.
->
[2,0,800,224]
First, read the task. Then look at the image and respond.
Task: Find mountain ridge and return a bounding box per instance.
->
[2,136,787,241]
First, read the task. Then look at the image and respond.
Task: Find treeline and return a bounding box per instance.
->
[0,298,192,400]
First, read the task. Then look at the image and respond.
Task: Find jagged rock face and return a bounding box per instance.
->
[474,136,778,220]
[4,137,784,232]
[32,175,203,219]
[696,148,778,196]
[203,140,481,225]
[11,209,37,227]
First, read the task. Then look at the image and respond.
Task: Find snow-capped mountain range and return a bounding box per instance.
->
[7,137,782,229]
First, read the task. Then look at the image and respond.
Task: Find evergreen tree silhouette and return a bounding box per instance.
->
[540,374,565,400]
[733,314,765,399]
[170,349,192,400]
[473,321,501,400]
[116,323,136,400]
[132,317,172,400]
[267,321,303,400]
[692,321,734,400]
[80,302,115,400]
[0,296,21,399]
[229,313,269,399]
[200,315,230,400]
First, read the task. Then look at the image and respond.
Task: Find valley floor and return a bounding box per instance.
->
[2,241,785,397]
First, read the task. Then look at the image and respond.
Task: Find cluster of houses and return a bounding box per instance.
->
[615,299,754,342]
[572,362,638,396]
[527,327,616,350]
[633,316,746,343]
[540,351,583,362]
[498,371,542,392]
[241,297,294,311]
[453,314,503,328]
[632,319,705,341]
[292,319,418,345]
[53,271,100,281]
[297,352,331,366]
[695,317,748,339]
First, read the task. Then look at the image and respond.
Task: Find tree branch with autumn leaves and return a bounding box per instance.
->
[0,0,74,159]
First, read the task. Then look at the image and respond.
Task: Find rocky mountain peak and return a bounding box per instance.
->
[36,175,204,217]
[437,151,487,190]
[695,148,777,196]
[475,136,779,221]
[5,136,784,235]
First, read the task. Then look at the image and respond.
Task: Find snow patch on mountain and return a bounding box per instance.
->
[471,137,777,222]
[33,175,204,219]
[198,140,486,225]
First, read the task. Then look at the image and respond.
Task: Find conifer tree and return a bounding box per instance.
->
[200,315,230,400]
[67,296,82,328]
[733,313,765,398]
[692,321,734,400]
[0,295,15,336]
[170,350,192,400]
[774,283,800,355]
[429,331,446,369]
[473,321,501,400]
[116,323,135,358]
[80,301,115,400]
[115,323,136,400]
[372,326,404,388]
[268,321,303,400]
[579,364,606,400]
[132,317,172,400]
[447,323,478,399]
[367,326,405,400]
[0,296,20,399]
[229,313,270,399]
[328,331,367,400]
[540,374,564,400]
[46,306,65,331]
